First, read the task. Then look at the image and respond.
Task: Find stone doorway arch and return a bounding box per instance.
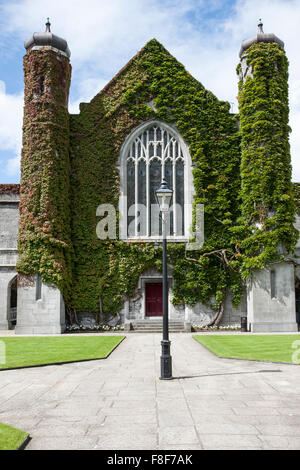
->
[8,275,17,329]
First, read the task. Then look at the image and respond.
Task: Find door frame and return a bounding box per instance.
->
[145,281,163,317]
[139,275,173,320]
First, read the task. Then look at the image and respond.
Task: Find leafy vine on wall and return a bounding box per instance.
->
[237,42,298,277]
[16,40,297,321]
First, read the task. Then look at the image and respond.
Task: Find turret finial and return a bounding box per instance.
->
[239,17,284,57]
[45,18,51,33]
[25,18,70,57]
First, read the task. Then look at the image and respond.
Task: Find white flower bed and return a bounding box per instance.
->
[192,324,240,331]
[65,324,124,333]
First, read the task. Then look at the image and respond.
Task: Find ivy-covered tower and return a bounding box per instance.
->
[238,21,298,332]
[16,20,72,334]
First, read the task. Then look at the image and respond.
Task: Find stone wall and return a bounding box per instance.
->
[0,188,19,330]
[15,275,65,335]
[120,267,247,328]
[247,261,298,332]
[184,290,247,328]
[0,186,298,333]
[294,214,300,250]
[0,190,19,248]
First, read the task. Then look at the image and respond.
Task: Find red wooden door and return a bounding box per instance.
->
[146,283,163,316]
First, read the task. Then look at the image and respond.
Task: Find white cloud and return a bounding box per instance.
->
[0,80,23,177]
[0,0,299,179]
[69,77,109,114]
[5,155,20,176]
[0,0,197,66]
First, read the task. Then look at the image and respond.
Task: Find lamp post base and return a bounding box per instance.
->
[160,340,172,380]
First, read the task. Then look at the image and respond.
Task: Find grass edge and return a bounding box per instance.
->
[0,335,126,372]
[192,334,300,366]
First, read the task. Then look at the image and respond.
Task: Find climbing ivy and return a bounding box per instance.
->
[69,39,242,315]
[0,184,20,194]
[237,42,298,276]
[16,49,73,299]
[16,39,298,320]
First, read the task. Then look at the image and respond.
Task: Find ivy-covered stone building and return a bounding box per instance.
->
[0,20,300,334]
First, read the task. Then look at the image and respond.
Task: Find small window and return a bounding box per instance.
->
[36,274,42,301]
[40,76,45,95]
[270,270,276,299]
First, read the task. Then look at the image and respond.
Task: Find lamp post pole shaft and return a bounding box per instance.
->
[162,216,168,341]
[160,212,172,380]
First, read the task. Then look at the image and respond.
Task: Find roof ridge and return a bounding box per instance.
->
[77,39,169,110]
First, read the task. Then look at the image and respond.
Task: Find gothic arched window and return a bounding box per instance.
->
[119,121,193,241]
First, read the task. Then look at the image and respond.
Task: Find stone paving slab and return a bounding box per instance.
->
[0,332,300,450]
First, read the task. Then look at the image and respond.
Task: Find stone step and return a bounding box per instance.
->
[129,320,187,332]
[134,324,184,328]
[134,321,184,324]
[130,329,185,333]
[132,323,184,328]
[134,326,184,330]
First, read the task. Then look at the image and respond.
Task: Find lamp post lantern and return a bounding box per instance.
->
[156,178,173,380]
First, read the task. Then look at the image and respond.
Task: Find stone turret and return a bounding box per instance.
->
[16,20,72,334]
[238,21,298,333]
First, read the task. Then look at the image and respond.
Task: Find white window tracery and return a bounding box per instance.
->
[119,121,193,241]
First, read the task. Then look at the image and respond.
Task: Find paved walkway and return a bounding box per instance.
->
[0,333,300,450]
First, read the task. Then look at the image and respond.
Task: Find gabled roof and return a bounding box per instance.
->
[94,39,175,98]
[75,38,199,115]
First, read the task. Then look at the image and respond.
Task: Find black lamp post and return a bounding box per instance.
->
[156,178,173,380]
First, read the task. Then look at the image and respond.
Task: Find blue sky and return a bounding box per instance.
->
[0,0,300,183]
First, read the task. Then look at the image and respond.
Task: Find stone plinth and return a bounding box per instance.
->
[15,276,65,335]
[247,262,298,332]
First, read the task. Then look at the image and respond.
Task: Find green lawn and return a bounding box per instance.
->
[193,334,300,364]
[0,423,29,450]
[0,335,125,370]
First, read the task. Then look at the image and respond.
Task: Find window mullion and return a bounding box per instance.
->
[146,153,150,237]
[161,128,166,179]
[135,142,138,237]
[173,157,177,237]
